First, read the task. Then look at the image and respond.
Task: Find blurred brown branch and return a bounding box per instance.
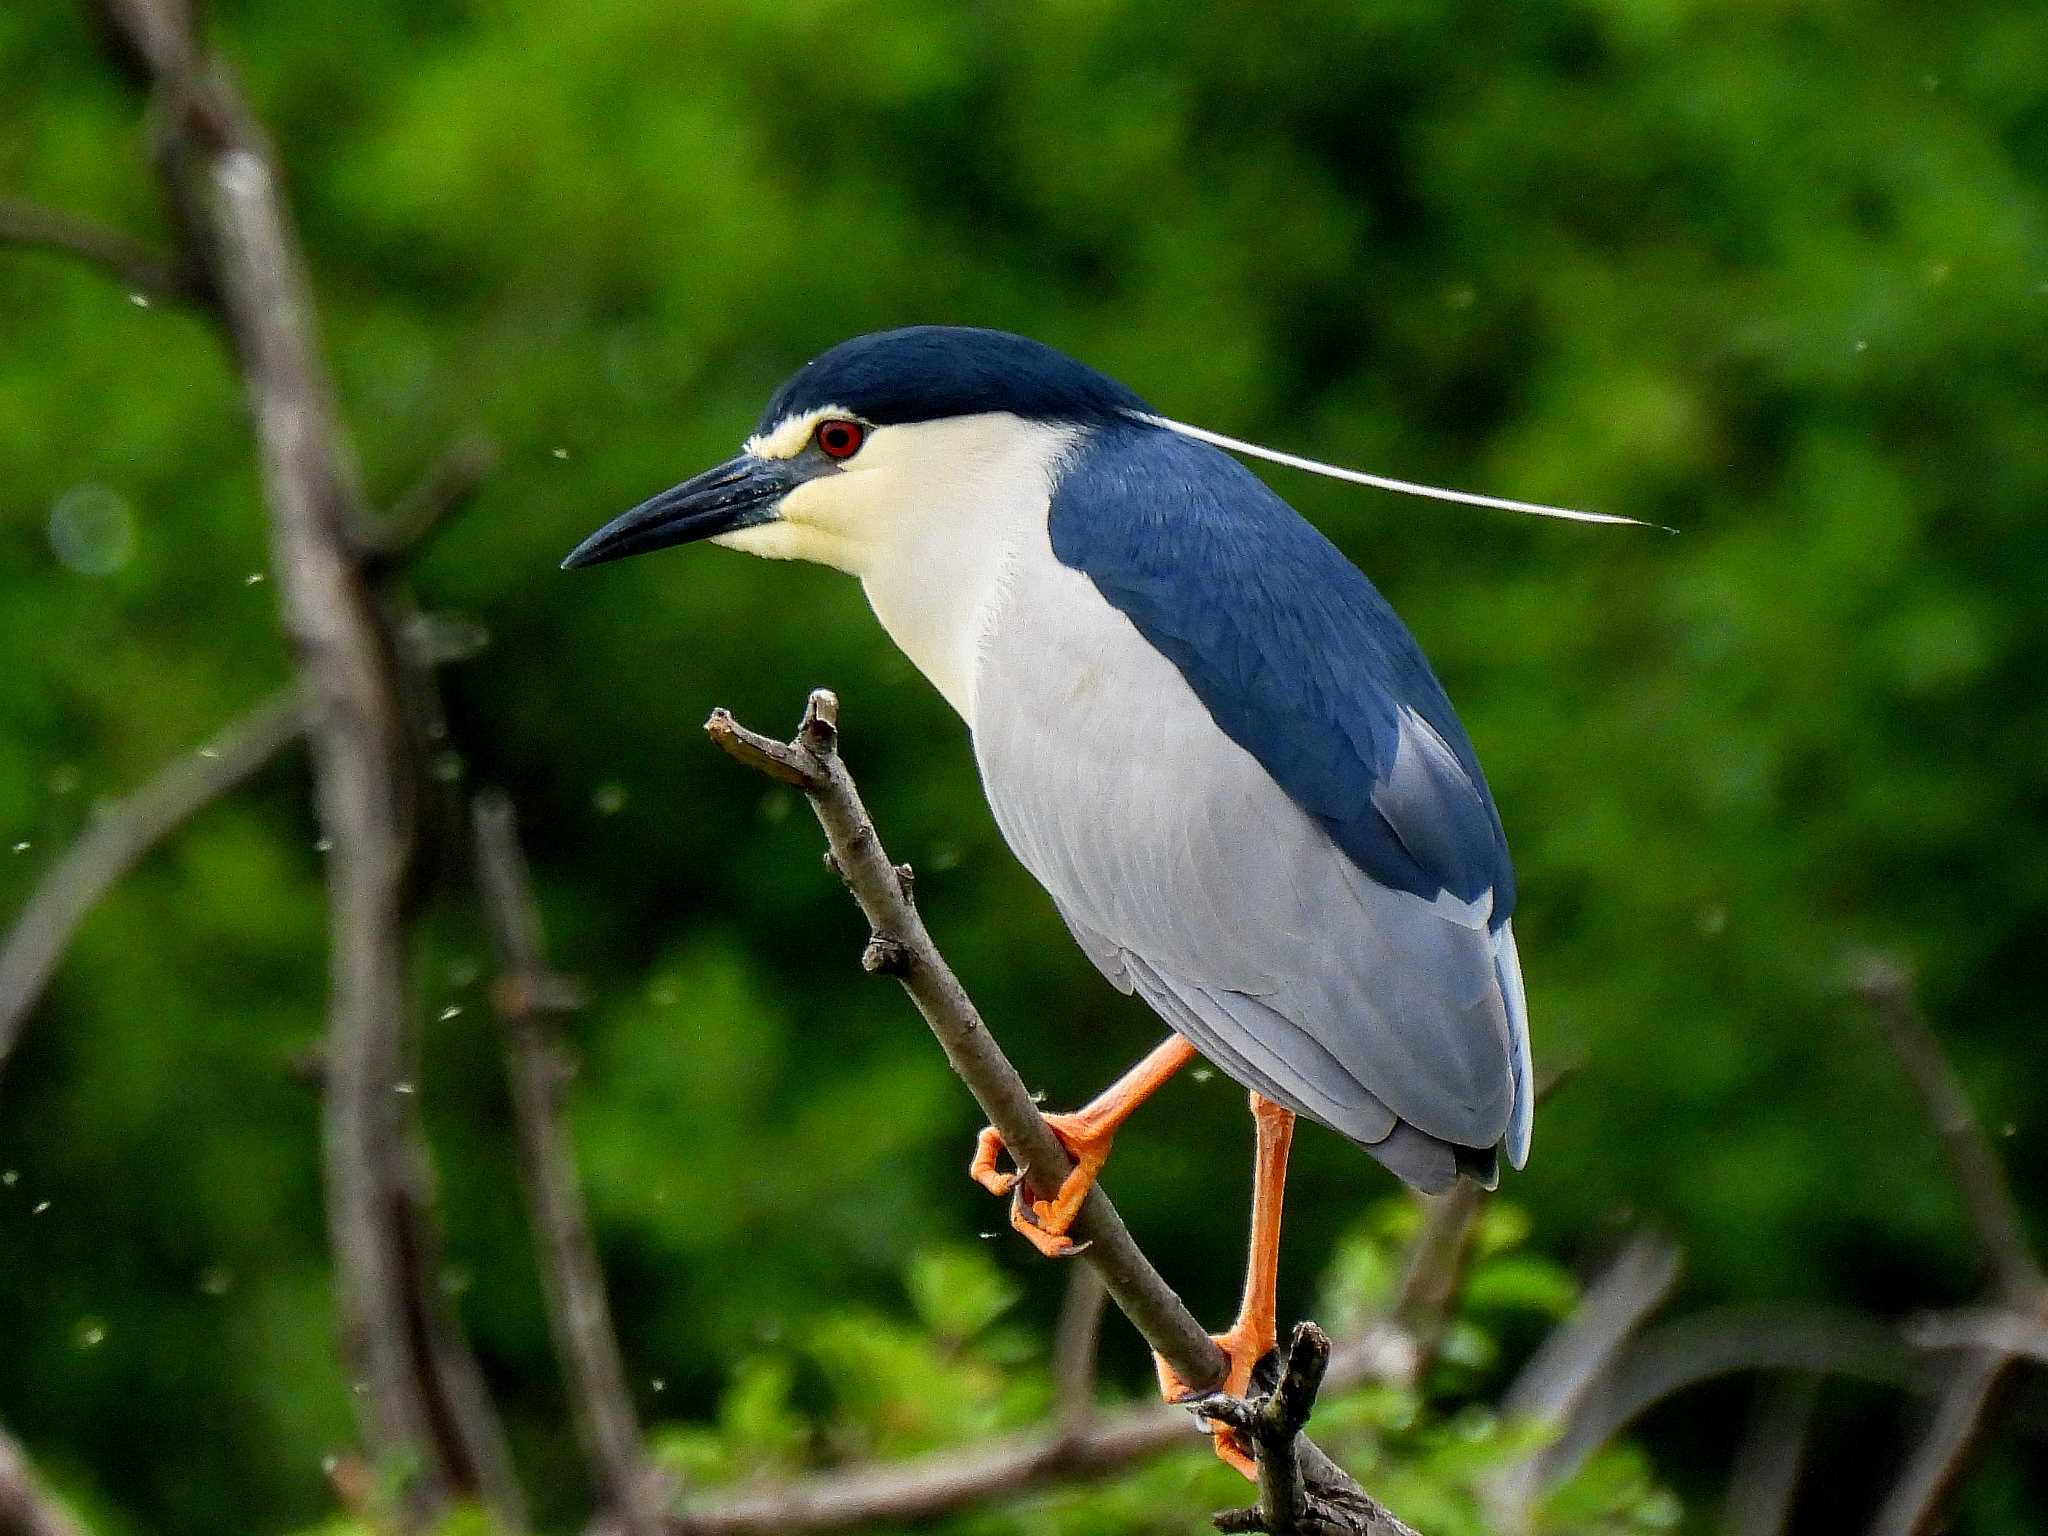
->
[0,196,207,304]
[1553,1303,1921,1489]
[0,687,302,1082]
[1472,959,2048,1535]
[1850,954,2046,1536]
[76,0,523,1524]
[1051,1265,1109,1435]
[1850,954,2042,1302]
[0,414,489,1095]
[1486,1234,1683,1528]
[1720,1375,1818,1536]
[363,432,501,567]
[475,791,665,1536]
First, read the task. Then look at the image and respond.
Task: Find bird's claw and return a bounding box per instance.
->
[1154,1329,1279,1481]
[969,1126,1019,1197]
[967,1114,1111,1256]
[1178,1389,1256,1432]
[1007,1187,1093,1257]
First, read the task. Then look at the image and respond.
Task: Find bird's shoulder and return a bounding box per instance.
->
[1045,419,1515,920]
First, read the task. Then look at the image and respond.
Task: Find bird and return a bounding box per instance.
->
[563,326,1616,1472]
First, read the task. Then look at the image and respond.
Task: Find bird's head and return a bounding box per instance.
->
[561,326,1147,578]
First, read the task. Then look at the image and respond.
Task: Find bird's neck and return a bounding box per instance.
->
[857,418,1082,727]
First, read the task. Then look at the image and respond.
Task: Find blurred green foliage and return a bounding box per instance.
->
[2,0,2044,1531]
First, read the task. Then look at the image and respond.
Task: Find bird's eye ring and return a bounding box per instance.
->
[815,419,865,461]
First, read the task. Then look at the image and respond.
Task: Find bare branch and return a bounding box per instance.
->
[392,1165,531,1529]
[1383,1065,1569,1386]
[1486,1235,1682,1527]
[84,0,523,1522]
[0,1424,90,1536]
[1867,1349,2014,1536]
[1848,955,2043,1534]
[1538,1303,1921,1501]
[0,196,205,304]
[0,688,301,1081]
[662,1399,1192,1535]
[1051,1265,1108,1435]
[1501,1235,1684,1427]
[1720,1374,1817,1536]
[474,792,663,1534]
[1849,954,2043,1301]
[362,432,500,566]
[705,691,1427,1534]
[1202,1324,1423,1536]
[707,693,1224,1387]
[1387,1182,1484,1385]
[1908,1306,2048,1363]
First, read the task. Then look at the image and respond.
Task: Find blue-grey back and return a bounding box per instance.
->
[1047,420,1517,925]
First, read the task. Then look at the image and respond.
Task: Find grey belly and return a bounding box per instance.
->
[966,553,1514,1164]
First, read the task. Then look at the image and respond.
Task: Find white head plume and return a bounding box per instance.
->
[1134,412,1667,530]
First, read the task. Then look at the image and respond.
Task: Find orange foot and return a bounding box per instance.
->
[1152,1318,1276,1480]
[969,1114,1112,1258]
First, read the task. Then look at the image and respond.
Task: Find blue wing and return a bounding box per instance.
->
[1049,420,1517,926]
[997,418,1532,1182]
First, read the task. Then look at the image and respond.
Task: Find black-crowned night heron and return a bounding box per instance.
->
[565,326,1629,1471]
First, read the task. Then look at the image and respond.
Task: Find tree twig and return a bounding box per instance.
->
[706,692,1224,1388]
[1907,1306,2048,1363]
[1721,1375,1817,1536]
[0,196,206,304]
[1485,1233,1681,1526]
[1849,954,2045,1536]
[1849,955,2043,1301]
[84,1,523,1523]
[0,1424,90,1536]
[0,688,302,1082]
[362,432,500,566]
[1197,1324,1422,1536]
[1051,1265,1108,1436]
[662,1190,1496,1536]
[1535,1303,1922,1498]
[1867,1349,2012,1536]
[1386,1182,1484,1386]
[705,691,1419,1535]
[474,791,663,1535]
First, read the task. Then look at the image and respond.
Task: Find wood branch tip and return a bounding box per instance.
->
[1285,1322,1333,1380]
[862,936,912,976]
[1271,1323,1332,1432]
[799,688,840,748]
[1846,950,1914,1008]
[705,708,815,788]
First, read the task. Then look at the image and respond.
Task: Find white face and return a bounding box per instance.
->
[711,404,1085,722]
[712,405,1077,580]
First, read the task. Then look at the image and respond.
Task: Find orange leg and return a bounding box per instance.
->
[971,1035,1198,1257]
[1155,1091,1295,1479]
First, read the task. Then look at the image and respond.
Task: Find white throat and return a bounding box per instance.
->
[722,412,1083,725]
[858,416,1081,723]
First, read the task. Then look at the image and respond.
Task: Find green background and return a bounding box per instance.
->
[3,0,2045,1531]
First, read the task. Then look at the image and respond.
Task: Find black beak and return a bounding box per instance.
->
[561,454,796,570]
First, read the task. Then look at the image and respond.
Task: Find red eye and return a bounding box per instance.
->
[815,419,865,460]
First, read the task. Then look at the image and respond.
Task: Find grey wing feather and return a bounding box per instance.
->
[977,564,1522,1180]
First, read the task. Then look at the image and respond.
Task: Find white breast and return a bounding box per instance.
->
[853,415,1083,724]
